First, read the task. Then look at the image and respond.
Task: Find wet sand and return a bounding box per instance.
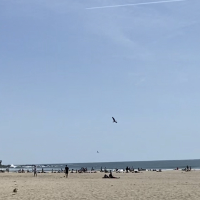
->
[1,170,200,200]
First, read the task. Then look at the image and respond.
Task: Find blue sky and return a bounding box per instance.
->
[1,0,200,165]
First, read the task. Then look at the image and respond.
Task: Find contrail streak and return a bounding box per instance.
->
[86,0,185,10]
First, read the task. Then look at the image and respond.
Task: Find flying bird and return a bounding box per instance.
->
[112,117,117,123]
[97,151,99,153]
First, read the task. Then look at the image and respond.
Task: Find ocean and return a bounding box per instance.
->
[5,159,200,172]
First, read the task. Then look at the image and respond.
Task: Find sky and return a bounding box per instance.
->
[1,0,200,165]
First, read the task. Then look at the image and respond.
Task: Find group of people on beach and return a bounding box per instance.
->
[100,166,147,173]
[31,165,119,179]
[103,170,119,179]
[184,165,192,171]
[33,165,69,178]
[1,164,193,177]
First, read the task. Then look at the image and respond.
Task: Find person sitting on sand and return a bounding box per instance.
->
[109,170,117,178]
[102,171,120,179]
[103,174,109,178]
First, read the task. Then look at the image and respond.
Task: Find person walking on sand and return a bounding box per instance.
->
[33,165,37,177]
[65,165,69,178]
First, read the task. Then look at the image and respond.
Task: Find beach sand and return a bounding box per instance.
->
[1,170,200,200]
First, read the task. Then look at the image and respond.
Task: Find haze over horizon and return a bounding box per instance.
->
[1,0,200,165]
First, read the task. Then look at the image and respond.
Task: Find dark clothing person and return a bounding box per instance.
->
[103,174,109,178]
[34,166,37,177]
[109,170,115,178]
[126,166,129,173]
[65,165,69,178]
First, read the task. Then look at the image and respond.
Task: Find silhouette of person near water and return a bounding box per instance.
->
[65,165,69,178]
[33,166,37,177]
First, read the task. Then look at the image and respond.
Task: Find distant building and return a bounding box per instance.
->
[0,160,2,165]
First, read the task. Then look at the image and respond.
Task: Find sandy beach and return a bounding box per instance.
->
[1,170,200,200]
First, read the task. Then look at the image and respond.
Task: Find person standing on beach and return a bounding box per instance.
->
[65,165,69,178]
[33,165,37,177]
